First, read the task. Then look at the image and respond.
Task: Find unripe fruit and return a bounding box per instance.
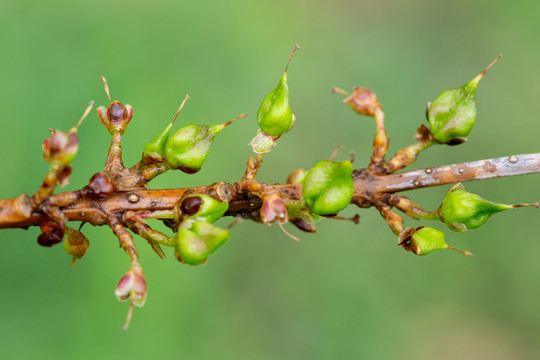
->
[302,160,354,215]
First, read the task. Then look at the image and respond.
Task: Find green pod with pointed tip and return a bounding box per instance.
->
[410,227,447,255]
[427,79,479,144]
[257,74,293,136]
[179,194,229,223]
[143,121,174,161]
[428,57,499,144]
[439,183,515,231]
[302,160,354,215]
[174,221,230,265]
[165,124,223,173]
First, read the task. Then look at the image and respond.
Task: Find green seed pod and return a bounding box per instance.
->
[178,194,229,223]
[427,55,501,144]
[143,95,189,162]
[302,160,354,215]
[257,74,293,136]
[143,122,175,161]
[165,114,245,173]
[399,226,471,256]
[257,45,299,137]
[174,221,230,265]
[438,183,537,231]
[410,227,447,255]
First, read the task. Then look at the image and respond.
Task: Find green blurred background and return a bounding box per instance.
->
[1,0,539,358]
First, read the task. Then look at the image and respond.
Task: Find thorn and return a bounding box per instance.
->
[511,202,539,209]
[221,113,248,128]
[285,44,300,74]
[446,245,473,257]
[172,94,190,124]
[332,86,349,96]
[328,145,342,161]
[101,76,112,104]
[478,54,502,79]
[74,101,94,129]
[278,222,301,242]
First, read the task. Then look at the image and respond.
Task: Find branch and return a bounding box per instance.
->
[1,153,539,230]
[371,152,540,193]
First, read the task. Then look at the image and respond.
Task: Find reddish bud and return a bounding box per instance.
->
[86,172,116,199]
[260,192,288,225]
[115,268,147,307]
[37,221,65,247]
[341,87,381,117]
[97,101,133,135]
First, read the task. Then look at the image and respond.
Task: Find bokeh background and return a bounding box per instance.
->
[1,0,539,359]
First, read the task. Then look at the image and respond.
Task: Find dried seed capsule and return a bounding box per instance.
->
[177,194,229,223]
[438,183,537,231]
[257,45,299,137]
[174,221,230,265]
[427,55,501,144]
[250,131,277,155]
[165,114,245,174]
[342,87,381,117]
[302,160,354,215]
[63,226,90,266]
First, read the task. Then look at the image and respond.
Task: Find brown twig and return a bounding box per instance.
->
[1,152,539,231]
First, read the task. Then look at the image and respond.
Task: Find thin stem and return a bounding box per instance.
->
[369,107,389,172]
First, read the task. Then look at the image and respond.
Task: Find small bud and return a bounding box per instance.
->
[64,226,89,266]
[340,87,382,117]
[177,194,229,223]
[143,95,189,162]
[260,192,288,225]
[174,221,230,265]
[302,160,354,215]
[427,55,501,144]
[42,129,79,166]
[400,226,472,256]
[286,168,306,184]
[250,131,277,155]
[438,183,537,231]
[42,102,92,166]
[257,45,299,137]
[115,268,147,307]
[37,221,65,247]
[165,114,245,174]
